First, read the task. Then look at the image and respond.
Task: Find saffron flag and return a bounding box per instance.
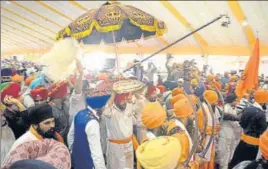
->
[235,38,260,99]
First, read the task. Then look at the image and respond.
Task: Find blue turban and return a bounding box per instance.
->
[194,84,205,98]
[86,95,111,109]
[1,68,12,77]
[30,76,45,89]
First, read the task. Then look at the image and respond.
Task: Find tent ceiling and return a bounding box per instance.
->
[1,1,268,56]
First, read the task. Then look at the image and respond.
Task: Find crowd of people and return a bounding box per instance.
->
[0,50,268,169]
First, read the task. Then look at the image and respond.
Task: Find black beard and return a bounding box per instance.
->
[149,97,156,102]
[115,103,126,111]
[36,125,56,139]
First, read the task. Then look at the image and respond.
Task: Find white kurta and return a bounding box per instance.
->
[1,122,15,166]
[175,119,194,161]
[133,96,148,143]
[103,103,134,169]
[201,103,221,162]
[217,104,242,169]
[22,88,35,108]
[67,107,106,169]
[68,92,86,123]
[8,131,38,154]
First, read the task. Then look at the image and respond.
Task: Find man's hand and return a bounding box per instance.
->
[4,96,20,105]
[4,96,26,112]
[76,59,83,75]
[196,155,206,166]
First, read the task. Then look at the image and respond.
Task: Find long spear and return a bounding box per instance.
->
[123,14,230,72]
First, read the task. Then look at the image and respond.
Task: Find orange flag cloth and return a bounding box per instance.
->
[235,38,260,99]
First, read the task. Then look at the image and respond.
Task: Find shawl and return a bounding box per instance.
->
[2,139,71,169]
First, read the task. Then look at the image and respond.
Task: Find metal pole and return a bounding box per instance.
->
[124,14,227,73]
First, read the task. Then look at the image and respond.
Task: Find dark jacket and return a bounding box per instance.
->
[3,109,28,139]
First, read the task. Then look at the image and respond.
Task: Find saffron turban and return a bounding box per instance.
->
[156,85,166,94]
[173,98,193,118]
[172,88,184,97]
[11,74,24,83]
[25,76,35,86]
[207,74,214,82]
[136,136,181,169]
[254,89,268,104]
[203,90,218,104]
[142,102,166,129]
[170,94,186,107]
[188,94,198,105]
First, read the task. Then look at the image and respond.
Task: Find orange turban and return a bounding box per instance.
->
[11,74,24,83]
[207,74,214,82]
[25,76,35,86]
[97,73,109,81]
[203,90,218,104]
[229,75,238,83]
[156,85,166,94]
[172,88,184,97]
[173,98,193,118]
[254,89,268,104]
[170,94,186,107]
[259,130,268,160]
[188,94,198,105]
[142,102,166,129]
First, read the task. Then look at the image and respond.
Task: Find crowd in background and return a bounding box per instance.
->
[0,51,268,169]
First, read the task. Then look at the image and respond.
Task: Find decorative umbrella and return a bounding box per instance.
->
[56,1,166,44]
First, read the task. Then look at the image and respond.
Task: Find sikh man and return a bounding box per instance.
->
[229,107,267,168]
[133,85,158,143]
[68,95,109,169]
[1,82,28,139]
[216,93,241,169]
[136,136,182,169]
[197,90,221,169]
[232,130,268,169]
[103,91,137,169]
[9,103,64,152]
[141,100,200,168]
[30,85,48,105]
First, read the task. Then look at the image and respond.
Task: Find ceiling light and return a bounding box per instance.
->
[5,1,11,4]
[241,20,248,27]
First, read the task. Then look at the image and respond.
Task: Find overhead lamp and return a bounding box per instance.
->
[5,1,11,4]
[241,20,248,27]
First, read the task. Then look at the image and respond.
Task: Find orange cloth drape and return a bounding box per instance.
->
[235,38,260,99]
[202,144,215,169]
